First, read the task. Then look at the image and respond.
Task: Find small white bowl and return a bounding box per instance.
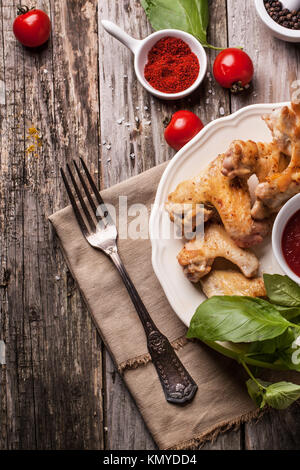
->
[102,20,207,101]
[255,0,300,43]
[272,193,300,284]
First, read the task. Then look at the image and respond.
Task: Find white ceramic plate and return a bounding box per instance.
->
[149,102,289,328]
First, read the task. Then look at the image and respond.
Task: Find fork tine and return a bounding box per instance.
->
[73,160,97,215]
[60,168,89,238]
[80,158,114,225]
[66,163,96,232]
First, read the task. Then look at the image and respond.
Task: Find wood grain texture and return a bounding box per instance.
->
[228,0,300,111]
[99,0,241,451]
[227,0,300,450]
[1,0,300,450]
[0,0,104,449]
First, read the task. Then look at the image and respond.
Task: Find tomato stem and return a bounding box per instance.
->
[231,81,250,94]
[17,5,35,15]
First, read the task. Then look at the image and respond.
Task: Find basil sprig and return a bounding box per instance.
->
[187,274,300,410]
[264,274,300,307]
[246,378,300,410]
[187,297,292,344]
[141,0,222,50]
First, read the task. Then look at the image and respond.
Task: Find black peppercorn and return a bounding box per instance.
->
[264,1,300,30]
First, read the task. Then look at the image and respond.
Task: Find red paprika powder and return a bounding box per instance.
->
[144,36,200,94]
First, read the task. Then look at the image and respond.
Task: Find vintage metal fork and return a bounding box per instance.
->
[61,159,197,405]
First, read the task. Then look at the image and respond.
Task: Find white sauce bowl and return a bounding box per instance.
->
[272,193,300,284]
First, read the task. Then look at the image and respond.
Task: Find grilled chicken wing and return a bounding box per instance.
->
[264,101,300,156]
[177,224,259,283]
[169,102,300,298]
[257,101,300,209]
[222,102,300,219]
[222,140,287,182]
[200,270,266,298]
[166,153,269,248]
[222,139,290,219]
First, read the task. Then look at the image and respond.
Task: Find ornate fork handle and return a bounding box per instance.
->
[110,249,198,405]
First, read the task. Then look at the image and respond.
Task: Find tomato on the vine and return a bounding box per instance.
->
[164,111,204,151]
[213,48,254,93]
[13,6,51,48]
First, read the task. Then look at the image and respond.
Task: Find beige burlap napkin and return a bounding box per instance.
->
[49,162,299,450]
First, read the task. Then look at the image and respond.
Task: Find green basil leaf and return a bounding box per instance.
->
[276,331,300,372]
[250,328,300,373]
[246,328,297,356]
[264,274,300,307]
[141,0,213,47]
[246,379,270,408]
[274,305,300,322]
[141,0,190,32]
[278,350,300,372]
[264,381,300,409]
[244,328,300,371]
[246,379,300,409]
[187,296,292,343]
[245,354,280,365]
[178,0,209,45]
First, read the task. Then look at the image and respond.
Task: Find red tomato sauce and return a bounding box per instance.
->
[282,209,300,277]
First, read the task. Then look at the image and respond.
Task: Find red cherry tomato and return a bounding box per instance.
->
[213,48,254,92]
[13,7,51,48]
[164,111,204,151]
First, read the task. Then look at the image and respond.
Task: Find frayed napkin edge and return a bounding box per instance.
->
[167,407,266,450]
[118,336,189,373]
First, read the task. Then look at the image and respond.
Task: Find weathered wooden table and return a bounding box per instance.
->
[1,0,300,450]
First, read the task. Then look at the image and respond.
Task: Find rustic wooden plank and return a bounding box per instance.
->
[227,0,300,450]
[0,0,10,446]
[98,0,240,450]
[98,0,157,450]
[0,0,104,449]
[0,0,8,447]
[228,0,300,111]
[201,430,242,450]
[245,405,300,450]
[104,358,156,450]
[0,0,32,449]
